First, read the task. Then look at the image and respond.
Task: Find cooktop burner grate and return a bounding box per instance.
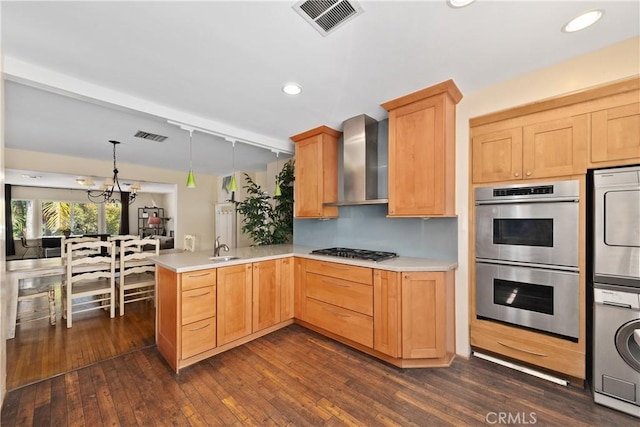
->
[310,247,398,262]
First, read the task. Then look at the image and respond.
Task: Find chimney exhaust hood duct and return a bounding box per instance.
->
[325,114,388,206]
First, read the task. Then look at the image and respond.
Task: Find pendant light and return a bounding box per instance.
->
[274,152,282,197]
[229,140,238,192]
[186,129,196,188]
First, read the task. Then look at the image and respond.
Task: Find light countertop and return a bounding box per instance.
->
[151,244,457,273]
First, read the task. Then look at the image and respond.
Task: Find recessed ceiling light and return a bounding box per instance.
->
[282,83,302,95]
[563,9,604,33]
[447,0,475,8]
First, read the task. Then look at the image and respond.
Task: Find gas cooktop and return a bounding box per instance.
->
[310,247,398,262]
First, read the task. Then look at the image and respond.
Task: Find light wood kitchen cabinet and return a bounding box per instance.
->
[252,259,280,332]
[279,257,295,321]
[471,115,588,183]
[373,269,401,358]
[217,263,253,346]
[382,79,462,217]
[294,257,306,321]
[302,259,374,348]
[156,266,217,373]
[373,269,455,363]
[291,126,341,219]
[590,102,640,166]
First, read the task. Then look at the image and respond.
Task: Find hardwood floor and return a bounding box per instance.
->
[6,278,155,390]
[3,324,638,426]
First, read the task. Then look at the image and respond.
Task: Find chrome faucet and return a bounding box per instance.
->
[214,236,230,257]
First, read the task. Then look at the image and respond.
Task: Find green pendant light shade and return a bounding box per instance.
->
[186,129,196,188]
[186,169,196,188]
[274,181,281,196]
[273,152,281,196]
[229,140,237,192]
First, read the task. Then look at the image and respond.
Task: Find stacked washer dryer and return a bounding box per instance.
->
[593,165,640,418]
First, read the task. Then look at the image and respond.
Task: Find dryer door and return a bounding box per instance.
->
[616,319,640,374]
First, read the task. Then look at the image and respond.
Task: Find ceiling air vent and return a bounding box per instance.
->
[293,0,363,36]
[134,130,168,142]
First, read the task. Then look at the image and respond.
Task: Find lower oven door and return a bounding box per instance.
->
[476,261,580,340]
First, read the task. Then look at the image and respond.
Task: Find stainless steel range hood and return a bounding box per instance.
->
[325,114,388,206]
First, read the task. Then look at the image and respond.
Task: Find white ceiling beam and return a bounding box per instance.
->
[3,56,295,154]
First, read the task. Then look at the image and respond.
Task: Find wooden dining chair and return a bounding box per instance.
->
[107,234,141,255]
[116,237,159,316]
[20,229,43,259]
[60,236,100,259]
[63,240,116,328]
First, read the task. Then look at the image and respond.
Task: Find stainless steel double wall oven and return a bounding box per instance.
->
[475,180,580,341]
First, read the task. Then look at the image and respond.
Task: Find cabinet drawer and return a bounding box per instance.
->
[182,286,216,325]
[305,259,372,284]
[181,317,216,359]
[470,327,584,379]
[181,269,217,291]
[305,298,373,348]
[306,272,372,315]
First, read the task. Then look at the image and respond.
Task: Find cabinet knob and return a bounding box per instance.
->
[514,172,520,177]
[526,171,532,176]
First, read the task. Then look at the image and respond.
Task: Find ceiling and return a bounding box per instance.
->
[2,1,639,190]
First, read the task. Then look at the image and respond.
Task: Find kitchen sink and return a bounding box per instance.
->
[208,256,240,262]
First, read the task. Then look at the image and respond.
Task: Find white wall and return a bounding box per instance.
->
[0,4,7,403]
[454,36,640,356]
[5,148,219,251]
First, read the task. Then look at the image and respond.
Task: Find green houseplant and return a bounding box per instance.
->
[232,160,294,246]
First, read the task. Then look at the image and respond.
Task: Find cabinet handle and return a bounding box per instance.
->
[188,323,211,332]
[497,341,548,357]
[321,263,349,270]
[322,279,349,288]
[323,307,350,318]
[188,291,211,298]
[514,172,520,177]
[187,272,211,278]
[526,171,532,177]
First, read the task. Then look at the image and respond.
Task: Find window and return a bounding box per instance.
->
[41,201,119,236]
[11,200,33,238]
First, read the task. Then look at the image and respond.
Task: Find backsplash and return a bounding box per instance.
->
[293,204,458,260]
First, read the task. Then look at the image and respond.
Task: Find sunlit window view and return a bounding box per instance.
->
[11,200,33,238]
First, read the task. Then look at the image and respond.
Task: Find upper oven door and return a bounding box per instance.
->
[594,166,640,286]
[476,200,579,267]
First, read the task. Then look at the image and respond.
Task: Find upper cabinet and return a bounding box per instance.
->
[590,102,640,167]
[471,77,640,184]
[291,126,341,219]
[471,115,588,183]
[382,80,462,217]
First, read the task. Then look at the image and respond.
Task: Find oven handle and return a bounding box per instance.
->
[476,258,579,273]
[475,197,579,206]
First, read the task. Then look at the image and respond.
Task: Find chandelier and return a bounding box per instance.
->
[87,140,140,205]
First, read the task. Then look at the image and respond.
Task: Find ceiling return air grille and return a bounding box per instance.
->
[293,0,364,36]
[134,130,168,142]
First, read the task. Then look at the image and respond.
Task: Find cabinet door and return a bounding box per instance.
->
[401,272,446,359]
[522,115,587,179]
[373,270,401,358]
[294,258,306,321]
[293,131,339,219]
[591,103,640,164]
[217,264,253,345]
[388,95,448,216]
[279,257,295,321]
[156,266,179,372]
[472,128,523,183]
[252,260,280,332]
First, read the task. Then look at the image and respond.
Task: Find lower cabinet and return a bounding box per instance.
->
[217,264,253,346]
[156,266,217,373]
[300,259,456,368]
[373,269,455,366]
[157,257,455,372]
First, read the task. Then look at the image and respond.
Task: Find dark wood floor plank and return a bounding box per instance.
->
[4,324,640,427]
